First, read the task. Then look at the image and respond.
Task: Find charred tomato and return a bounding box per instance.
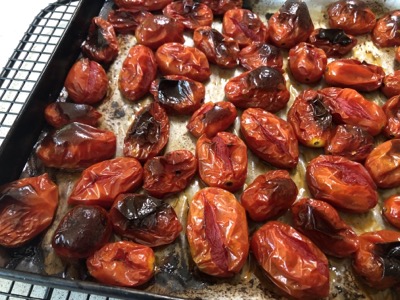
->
[308,28,357,57]
[383,195,400,229]
[382,95,400,138]
[381,70,400,98]
[372,10,400,47]
[239,42,283,71]
[107,9,151,34]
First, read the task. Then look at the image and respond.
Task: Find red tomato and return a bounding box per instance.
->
[381,70,400,98]
[199,0,242,15]
[383,195,400,229]
[107,9,151,34]
[372,10,400,47]
[382,95,400,138]
[239,42,283,71]
[396,47,400,63]
[308,28,357,57]
[114,0,172,11]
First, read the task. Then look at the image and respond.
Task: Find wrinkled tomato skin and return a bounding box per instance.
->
[327,0,376,35]
[306,155,378,213]
[196,132,247,192]
[123,102,169,162]
[44,102,102,129]
[365,139,400,189]
[163,1,213,30]
[268,0,314,49]
[193,26,239,68]
[186,101,237,138]
[325,124,374,162]
[251,221,329,299]
[0,174,58,248]
[118,45,157,102]
[143,150,197,198]
[155,43,211,82]
[239,43,283,71]
[308,28,357,58]
[36,122,116,170]
[291,198,359,258]
[324,59,385,92]
[383,195,400,229]
[64,58,108,105]
[107,9,151,34]
[372,10,400,48]
[87,241,155,287]
[240,170,298,222]
[114,0,172,11]
[68,157,143,209]
[110,194,182,247]
[186,187,249,277]
[287,89,332,148]
[225,66,290,112]
[199,0,242,15]
[381,70,400,98]
[319,87,387,136]
[353,230,400,289]
[81,17,119,64]
[150,75,205,115]
[240,108,299,169]
[289,42,327,84]
[52,205,112,259]
[382,95,400,138]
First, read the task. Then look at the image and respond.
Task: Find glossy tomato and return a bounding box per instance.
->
[308,28,357,57]
[383,195,400,229]
[107,9,151,34]
[114,0,172,11]
[382,95,400,138]
[372,10,400,47]
[396,47,400,63]
[381,70,400,98]
[238,42,283,71]
[199,0,242,15]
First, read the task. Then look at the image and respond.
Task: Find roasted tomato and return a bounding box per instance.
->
[110,194,182,247]
[163,0,213,30]
[324,59,385,92]
[240,108,299,169]
[381,70,400,98]
[199,0,242,15]
[107,9,151,34]
[382,95,400,138]
[327,0,376,35]
[118,45,157,102]
[383,195,400,229]
[186,101,237,138]
[353,230,400,289]
[225,66,290,112]
[196,132,247,192]
[123,102,169,162]
[155,43,211,82]
[365,139,400,189]
[114,0,172,11]
[0,174,58,248]
[288,42,327,84]
[308,28,357,57]
[186,187,249,277]
[36,122,116,170]
[372,10,400,47]
[239,43,283,71]
[306,155,378,213]
[87,241,155,287]
[143,150,197,198]
[52,205,112,259]
[44,102,102,129]
[68,157,143,208]
[150,75,204,115]
[268,0,314,49]
[291,198,359,258]
[251,221,329,299]
[222,9,268,48]
[396,47,400,63]
[81,17,119,64]
[319,87,387,136]
[325,124,374,162]
[287,89,332,147]
[193,26,239,68]
[241,170,298,222]
[64,58,108,105]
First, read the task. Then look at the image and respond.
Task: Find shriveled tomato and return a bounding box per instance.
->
[193,26,239,68]
[36,122,116,170]
[268,0,314,49]
[52,205,112,259]
[251,221,329,299]
[186,187,249,277]
[225,66,290,112]
[241,170,298,222]
[287,89,332,147]
[0,174,58,248]
[372,10,400,48]
[87,241,155,287]
[107,9,151,34]
[308,28,357,57]
[114,0,172,11]
[155,43,211,82]
[306,155,378,213]
[382,95,400,138]
[64,58,108,105]
[199,0,242,15]
[123,102,169,162]
[143,150,197,198]
[44,102,102,129]
[240,108,299,169]
[239,42,283,71]
[196,132,247,192]
[81,17,119,64]
[327,0,376,35]
[291,198,359,258]
[186,101,237,138]
[68,157,143,208]
[288,42,327,84]
[118,44,157,102]
[383,195,400,229]
[110,194,182,247]
[381,70,400,98]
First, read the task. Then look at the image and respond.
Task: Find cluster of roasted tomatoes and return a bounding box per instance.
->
[1,0,400,297]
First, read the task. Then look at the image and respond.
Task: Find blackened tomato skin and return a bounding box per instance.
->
[308,28,358,57]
